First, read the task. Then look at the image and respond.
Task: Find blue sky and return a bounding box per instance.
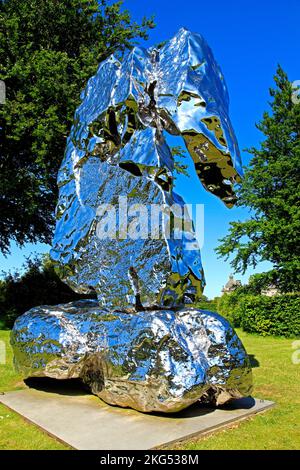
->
[0,0,299,298]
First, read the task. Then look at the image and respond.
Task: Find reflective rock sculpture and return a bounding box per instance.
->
[50,27,243,308]
[11,301,252,413]
[12,29,252,413]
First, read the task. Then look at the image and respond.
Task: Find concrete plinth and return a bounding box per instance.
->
[0,382,274,450]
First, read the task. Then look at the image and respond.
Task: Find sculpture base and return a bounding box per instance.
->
[11,300,252,413]
[0,390,274,450]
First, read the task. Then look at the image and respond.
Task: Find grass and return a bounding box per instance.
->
[174,330,300,450]
[0,329,299,450]
[0,330,67,450]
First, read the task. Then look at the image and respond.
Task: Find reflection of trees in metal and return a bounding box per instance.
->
[51,28,242,309]
[11,301,253,412]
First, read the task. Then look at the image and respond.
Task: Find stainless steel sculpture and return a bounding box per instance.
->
[11,28,252,413]
[11,301,252,413]
[50,27,243,308]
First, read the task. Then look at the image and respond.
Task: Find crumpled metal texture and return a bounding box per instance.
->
[50,28,242,308]
[11,300,252,413]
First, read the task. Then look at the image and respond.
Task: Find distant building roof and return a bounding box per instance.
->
[222,274,242,294]
[261,284,280,297]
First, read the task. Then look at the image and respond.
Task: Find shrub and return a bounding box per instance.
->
[217,291,300,337]
[195,296,219,312]
[217,291,246,327]
[238,293,300,338]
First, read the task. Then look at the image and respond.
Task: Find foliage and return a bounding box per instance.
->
[238,293,300,337]
[0,330,68,449]
[0,0,154,254]
[1,329,300,449]
[177,329,300,450]
[218,290,300,338]
[216,273,276,325]
[195,295,218,312]
[0,254,95,328]
[217,291,245,326]
[216,66,300,293]
[239,272,278,295]
[171,145,189,178]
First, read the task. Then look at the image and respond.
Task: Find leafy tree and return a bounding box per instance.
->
[0,254,96,328]
[216,66,300,293]
[0,0,154,254]
[195,294,219,312]
[171,145,189,178]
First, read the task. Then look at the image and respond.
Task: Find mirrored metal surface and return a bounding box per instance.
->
[11,301,252,413]
[11,30,252,413]
[50,28,242,308]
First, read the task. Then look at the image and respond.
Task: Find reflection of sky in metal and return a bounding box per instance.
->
[11,300,252,412]
[2,0,292,298]
[50,29,245,308]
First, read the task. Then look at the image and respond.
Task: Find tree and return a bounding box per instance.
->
[171,145,189,178]
[0,0,154,254]
[0,254,96,328]
[216,66,300,293]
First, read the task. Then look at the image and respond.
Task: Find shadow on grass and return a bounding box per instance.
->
[248,354,260,368]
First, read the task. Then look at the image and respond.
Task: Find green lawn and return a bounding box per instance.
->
[0,329,299,450]
[0,330,67,450]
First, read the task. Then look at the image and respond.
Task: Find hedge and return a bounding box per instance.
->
[217,291,244,327]
[218,292,300,338]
